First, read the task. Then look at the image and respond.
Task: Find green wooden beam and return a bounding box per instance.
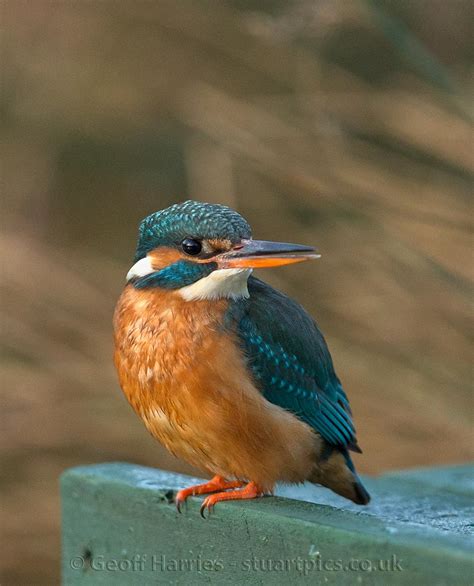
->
[61,463,474,585]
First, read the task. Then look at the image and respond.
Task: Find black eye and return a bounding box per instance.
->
[181,238,202,256]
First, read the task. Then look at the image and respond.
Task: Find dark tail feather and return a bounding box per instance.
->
[310,445,371,505]
[343,450,371,505]
[352,476,371,505]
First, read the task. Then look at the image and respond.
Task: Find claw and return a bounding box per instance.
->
[200,496,216,518]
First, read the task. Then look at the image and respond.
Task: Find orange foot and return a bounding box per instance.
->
[200,481,265,518]
[175,475,244,512]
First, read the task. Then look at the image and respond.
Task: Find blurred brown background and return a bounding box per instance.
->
[1,1,473,584]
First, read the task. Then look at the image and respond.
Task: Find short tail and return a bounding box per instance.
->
[351,474,371,505]
[309,445,370,505]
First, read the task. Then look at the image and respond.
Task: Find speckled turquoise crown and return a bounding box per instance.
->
[135,200,252,261]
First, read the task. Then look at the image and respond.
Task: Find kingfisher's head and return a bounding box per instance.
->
[126,200,319,301]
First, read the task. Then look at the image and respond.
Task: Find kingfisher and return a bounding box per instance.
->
[114,200,370,516]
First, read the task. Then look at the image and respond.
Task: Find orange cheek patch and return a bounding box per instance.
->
[207,238,233,253]
[148,247,183,270]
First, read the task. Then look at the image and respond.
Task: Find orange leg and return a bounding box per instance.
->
[175,475,244,512]
[200,481,265,518]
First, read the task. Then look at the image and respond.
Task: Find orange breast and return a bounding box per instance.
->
[113,285,319,490]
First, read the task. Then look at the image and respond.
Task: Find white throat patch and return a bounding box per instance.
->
[126,256,154,282]
[178,268,252,301]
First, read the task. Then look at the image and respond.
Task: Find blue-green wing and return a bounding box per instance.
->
[227,276,359,450]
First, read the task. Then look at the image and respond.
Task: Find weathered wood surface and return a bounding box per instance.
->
[61,462,474,585]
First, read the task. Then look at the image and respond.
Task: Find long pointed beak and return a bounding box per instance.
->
[217,239,320,269]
